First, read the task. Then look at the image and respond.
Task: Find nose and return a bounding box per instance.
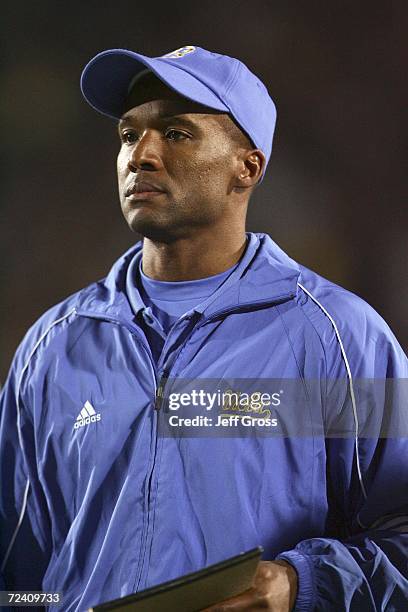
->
[127,130,163,173]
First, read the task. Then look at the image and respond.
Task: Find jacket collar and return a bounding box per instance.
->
[75,233,300,321]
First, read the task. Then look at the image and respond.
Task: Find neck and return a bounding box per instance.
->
[141,224,247,281]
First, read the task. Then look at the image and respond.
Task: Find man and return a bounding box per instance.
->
[0,45,407,611]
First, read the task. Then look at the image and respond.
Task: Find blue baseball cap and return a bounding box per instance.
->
[80,45,277,172]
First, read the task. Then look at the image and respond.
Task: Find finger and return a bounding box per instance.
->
[201,587,267,611]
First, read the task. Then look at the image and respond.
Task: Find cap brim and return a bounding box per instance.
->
[80,49,229,119]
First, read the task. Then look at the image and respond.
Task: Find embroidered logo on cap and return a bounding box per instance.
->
[163,46,196,59]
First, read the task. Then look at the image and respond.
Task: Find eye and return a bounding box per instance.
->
[120,130,138,144]
[165,129,190,141]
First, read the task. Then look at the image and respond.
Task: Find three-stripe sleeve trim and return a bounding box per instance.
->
[1,308,77,574]
[297,282,368,501]
[0,479,30,573]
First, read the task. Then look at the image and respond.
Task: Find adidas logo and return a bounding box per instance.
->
[74,400,101,430]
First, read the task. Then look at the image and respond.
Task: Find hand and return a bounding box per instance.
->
[201,560,298,611]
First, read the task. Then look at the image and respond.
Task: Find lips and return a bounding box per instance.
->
[125,181,165,197]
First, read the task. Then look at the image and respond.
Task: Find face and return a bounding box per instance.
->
[117,73,251,242]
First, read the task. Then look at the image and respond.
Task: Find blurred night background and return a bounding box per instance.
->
[1,1,407,379]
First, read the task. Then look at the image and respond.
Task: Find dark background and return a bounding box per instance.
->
[2,1,407,379]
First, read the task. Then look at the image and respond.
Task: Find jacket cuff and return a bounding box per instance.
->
[275,550,316,612]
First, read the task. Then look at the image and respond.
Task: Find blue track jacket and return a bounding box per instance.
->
[1,233,407,611]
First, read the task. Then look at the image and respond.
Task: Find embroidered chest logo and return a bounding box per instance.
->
[74,400,101,430]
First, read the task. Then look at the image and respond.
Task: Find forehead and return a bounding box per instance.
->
[120,72,227,126]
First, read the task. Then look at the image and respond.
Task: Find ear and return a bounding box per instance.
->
[235,150,266,188]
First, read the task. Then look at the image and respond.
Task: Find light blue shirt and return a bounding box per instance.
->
[126,250,238,362]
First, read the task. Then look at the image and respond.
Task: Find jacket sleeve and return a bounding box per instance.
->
[276,303,408,611]
[0,334,52,594]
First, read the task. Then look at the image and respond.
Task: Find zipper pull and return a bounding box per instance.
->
[154,376,166,410]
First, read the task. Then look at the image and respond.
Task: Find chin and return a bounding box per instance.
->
[125,213,187,244]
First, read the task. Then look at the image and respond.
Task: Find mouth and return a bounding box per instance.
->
[125,181,166,201]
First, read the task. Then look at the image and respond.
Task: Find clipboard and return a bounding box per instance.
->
[89,546,263,612]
